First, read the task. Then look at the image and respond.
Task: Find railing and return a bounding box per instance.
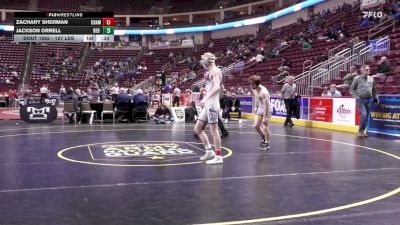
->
[244,60,259,70]
[273,70,289,84]
[272,43,289,55]
[311,54,358,88]
[353,41,366,56]
[328,37,359,57]
[308,44,373,95]
[133,77,154,90]
[191,78,206,91]
[289,48,351,84]
[222,60,245,76]
[303,60,313,73]
[293,47,353,95]
[357,44,374,65]
[368,18,395,40]
[161,62,171,71]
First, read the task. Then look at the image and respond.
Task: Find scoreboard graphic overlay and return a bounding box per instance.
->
[13,12,114,43]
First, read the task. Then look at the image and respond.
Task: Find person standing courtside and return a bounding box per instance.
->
[281,76,296,127]
[249,75,272,151]
[194,52,223,165]
[173,86,181,107]
[40,84,48,104]
[350,65,378,138]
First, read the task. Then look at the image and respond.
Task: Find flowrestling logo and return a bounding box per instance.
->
[362,11,385,19]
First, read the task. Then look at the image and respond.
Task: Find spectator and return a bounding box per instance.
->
[321,86,330,96]
[110,83,119,102]
[227,92,242,123]
[59,84,66,101]
[253,53,264,63]
[327,84,342,96]
[360,17,370,27]
[338,66,359,88]
[154,104,174,124]
[302,41,312,49]
[373,56,391,79]
[278,57,292,72]
[199,84,206,100]
[188,71,197,81]
[193,85,200,92]
[7,89,17,107]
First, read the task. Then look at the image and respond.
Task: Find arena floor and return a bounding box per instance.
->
[0,121,399,225]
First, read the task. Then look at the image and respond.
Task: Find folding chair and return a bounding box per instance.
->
[62,102,77,125]
[101,102,115,124]
[80,102,97,124]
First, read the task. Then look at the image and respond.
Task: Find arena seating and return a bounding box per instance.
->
[37,0,88,11]
[0,39,26,91]
[0,0,29,10]
[0,1,399,97]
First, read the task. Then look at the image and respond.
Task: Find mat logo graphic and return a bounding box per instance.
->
[337,104,351,119]
[27,106,50,120]
[101,143,195,159]
[362,11,384,19]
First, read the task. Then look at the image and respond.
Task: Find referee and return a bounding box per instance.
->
[281,76,296,127]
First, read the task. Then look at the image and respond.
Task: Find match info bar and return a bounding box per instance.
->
[13,12,114,43]
[13,35,114,43]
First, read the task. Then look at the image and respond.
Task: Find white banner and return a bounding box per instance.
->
[332,98,356,126]
[172,107,187,122]
[162,93,172,107]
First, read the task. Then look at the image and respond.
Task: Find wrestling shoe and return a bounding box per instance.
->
[200,150,215,161]
[259,142,270,151]
[205,156,223,165]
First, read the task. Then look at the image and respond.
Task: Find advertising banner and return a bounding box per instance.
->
[171,107,186,122]
[332,98,356,126]
[237,95,253,113]
[172,106,202,122]
[270,96,304,118]
[301,97,309,120]
[179,94,192,107]
[162,93,172,106]
[368,95,400,137]
[309,98,333,122]
[20,103,58,123]
[270,96,287,117]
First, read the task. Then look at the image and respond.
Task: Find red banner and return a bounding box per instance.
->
[309,98,333,122]
[355,105,360,126]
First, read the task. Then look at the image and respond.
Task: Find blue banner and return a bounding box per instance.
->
[269,96,306,118]
[301,97,309,120]
[238,96,253,113]
[368,95,400,137]
[367,39,388,55]
[270,96,287,117]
